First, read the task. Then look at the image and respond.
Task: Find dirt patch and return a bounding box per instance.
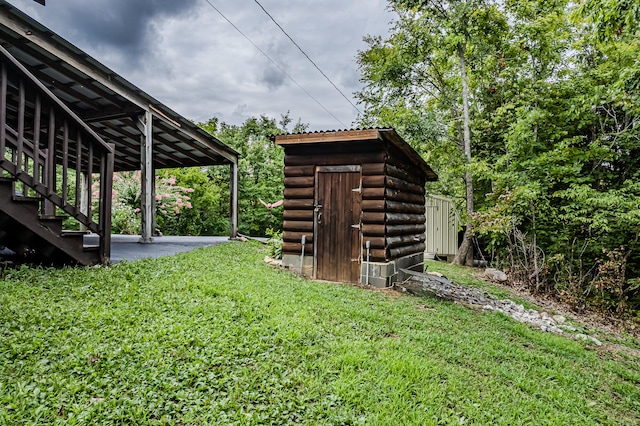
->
[603,344,640,359]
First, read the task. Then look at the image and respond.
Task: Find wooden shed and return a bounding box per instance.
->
[274,129,438,287]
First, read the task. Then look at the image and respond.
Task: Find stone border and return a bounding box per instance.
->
[397,269,603,346]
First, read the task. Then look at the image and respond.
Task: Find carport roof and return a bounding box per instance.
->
[0,2,238,171]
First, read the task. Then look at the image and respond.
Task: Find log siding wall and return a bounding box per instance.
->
[282,162,315,254]
[360,144,426,262]
[281,140,427,264]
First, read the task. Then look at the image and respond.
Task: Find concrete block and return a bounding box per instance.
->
[360,253,425,287]
[282,254,314,277]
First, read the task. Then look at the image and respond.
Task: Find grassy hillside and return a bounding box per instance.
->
[1,242,639,425]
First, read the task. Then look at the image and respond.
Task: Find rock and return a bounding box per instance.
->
[484,268,508,282]
[545,325,564,334]
[263,256,282,268]
[576,334,603,346]
[398,270,597,342]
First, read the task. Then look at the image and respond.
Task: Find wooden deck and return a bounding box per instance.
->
[0,4,239,265]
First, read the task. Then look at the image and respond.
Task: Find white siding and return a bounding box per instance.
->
[425,195,459,258]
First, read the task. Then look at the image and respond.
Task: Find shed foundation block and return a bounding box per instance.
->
[282,252,424,287]
[361,252,424,288]
[282,254,314,277]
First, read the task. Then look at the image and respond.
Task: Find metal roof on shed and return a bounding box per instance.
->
[275,128,438,181]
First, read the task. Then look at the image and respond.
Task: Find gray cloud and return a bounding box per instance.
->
[17,0,199,59]
[7,0,393,131]
[262,64,287,90]
[260,38,292,90]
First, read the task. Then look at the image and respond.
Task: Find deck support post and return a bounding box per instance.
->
[100,143,115,264]
[139,110,155,243]
[230,161,238,239]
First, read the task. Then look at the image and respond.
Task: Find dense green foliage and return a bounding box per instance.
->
[1,243,639,424]
[356,0,640,316]
[108,114,302,237]
[198,114,306,237]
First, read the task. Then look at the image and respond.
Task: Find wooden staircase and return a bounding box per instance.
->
[0,45,114,266]
[0,177,101,265]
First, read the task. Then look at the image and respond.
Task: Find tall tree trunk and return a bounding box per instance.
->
[452,41,474,266]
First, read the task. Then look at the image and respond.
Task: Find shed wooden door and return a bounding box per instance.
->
[315,168,362,283]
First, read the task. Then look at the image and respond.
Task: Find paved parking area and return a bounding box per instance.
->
[1,235,231,264]
[96,234,230,263]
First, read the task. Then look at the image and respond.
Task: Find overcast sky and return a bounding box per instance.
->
[7,0,394,131]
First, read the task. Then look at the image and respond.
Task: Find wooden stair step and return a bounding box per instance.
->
[39,215,67,221]
[12,195,42,203]
[39,216,66,227]
[61,230,90,237]
[38,216,65,234]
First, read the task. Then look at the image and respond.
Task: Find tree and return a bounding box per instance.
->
[474,0,640,311]
[472,0,576,288]
[200,113,307,236]
[577,0,640,41]
[359,0,640,315]
[357,0,508,265]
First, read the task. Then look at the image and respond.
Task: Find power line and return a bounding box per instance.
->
[252,0,362,115]
[202,0,348,127]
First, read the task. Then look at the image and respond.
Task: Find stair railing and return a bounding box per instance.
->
[0,45,114,264]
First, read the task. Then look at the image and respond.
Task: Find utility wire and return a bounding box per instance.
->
[202,0,348,127]
[252,0,362,115]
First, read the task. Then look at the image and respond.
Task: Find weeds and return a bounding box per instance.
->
[265,228,283,260]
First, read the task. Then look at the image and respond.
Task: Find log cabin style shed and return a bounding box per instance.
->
[275,129,438,287]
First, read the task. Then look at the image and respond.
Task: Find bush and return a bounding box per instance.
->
[265,228,283,259]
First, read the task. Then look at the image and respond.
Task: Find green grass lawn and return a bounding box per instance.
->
[1,242,639,425]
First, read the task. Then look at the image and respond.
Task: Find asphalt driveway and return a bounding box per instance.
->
[96,234,230,263]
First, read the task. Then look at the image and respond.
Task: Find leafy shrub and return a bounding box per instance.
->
[111,204,140,235]
[265,228,283,259]
[102,171,195,236]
